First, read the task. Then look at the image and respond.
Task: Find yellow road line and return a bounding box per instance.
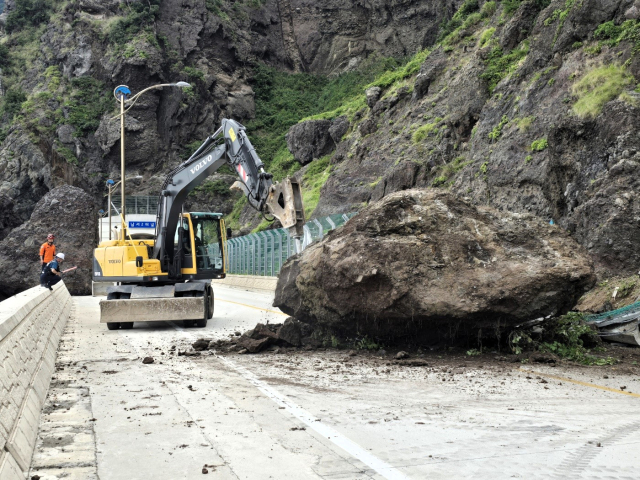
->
[520,368,640,398]
[217,298,289,317]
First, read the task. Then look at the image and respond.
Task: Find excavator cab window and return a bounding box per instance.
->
[173,217,194,269]
[191,214,224,272]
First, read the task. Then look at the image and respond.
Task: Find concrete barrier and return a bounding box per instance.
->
[216,274,278,292]
[0,283,71,479]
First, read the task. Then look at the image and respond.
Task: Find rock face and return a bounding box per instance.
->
[286,120,335,165]
[310,0,640,277]
[0,186,96,297]
[275,190,595,342]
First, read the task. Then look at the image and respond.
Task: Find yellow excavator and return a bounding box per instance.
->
[94,119,304,330]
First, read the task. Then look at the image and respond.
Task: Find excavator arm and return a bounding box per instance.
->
[153,118,304,275]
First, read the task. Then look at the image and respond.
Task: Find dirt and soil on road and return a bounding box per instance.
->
[170,331,640,392]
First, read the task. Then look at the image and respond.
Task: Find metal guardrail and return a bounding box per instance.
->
[225,213,355,276]
[110,196,159,216]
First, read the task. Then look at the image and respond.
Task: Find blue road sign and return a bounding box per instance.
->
[128,221,156,229]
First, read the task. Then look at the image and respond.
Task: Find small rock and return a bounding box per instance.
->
[202,467,209,474]
[192,338,210,351]
[396,351,410,360]
[234,331,241,336]
[365,86,382,108]
[539,378,548,384]
[142,357,154,364]
[31,476,41,480]
[620,386,627,391]
[348,350,357,357]
[238,348,248,354]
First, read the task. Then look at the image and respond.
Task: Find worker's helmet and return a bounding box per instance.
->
[56,253,65,260]
[47,234,54,240]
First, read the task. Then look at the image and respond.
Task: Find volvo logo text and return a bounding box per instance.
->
[190,155,213,175]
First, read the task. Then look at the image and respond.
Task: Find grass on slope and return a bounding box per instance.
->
[247,59,398,181]
[572,65,634,118]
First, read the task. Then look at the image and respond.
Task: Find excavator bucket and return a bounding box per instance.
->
[265,177,305,235]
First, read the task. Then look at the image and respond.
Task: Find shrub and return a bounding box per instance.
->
[438,0,480,42]
[0,44,10,68]
[530,138,548,151]
[183,67,205,81]
[108,0,160,45]
[488,115,509,141]
[192,179,230,197]
[480,1,497,17]
[302,155,331,218]
[515,116,534,132]
[66,77,112,136]
[479,28,496,48]
[412,119,442,143]
[480,44,529,93]
[1,88,27,119]
[571,65,634,118]
[5,0,50,33]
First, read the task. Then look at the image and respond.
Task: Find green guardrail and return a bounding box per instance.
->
[225,213,356,276]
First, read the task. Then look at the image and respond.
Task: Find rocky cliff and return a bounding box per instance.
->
[0,0,638,298]
[293,0,640,277]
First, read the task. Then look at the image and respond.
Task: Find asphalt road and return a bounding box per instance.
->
[29,285,640,479]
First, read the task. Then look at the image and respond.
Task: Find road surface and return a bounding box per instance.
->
[29,284,640,479]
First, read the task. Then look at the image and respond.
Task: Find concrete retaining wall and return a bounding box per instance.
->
[0,283,72,479]
[216,274,278,292]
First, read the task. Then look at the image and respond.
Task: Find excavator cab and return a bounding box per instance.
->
[174,213,227,279]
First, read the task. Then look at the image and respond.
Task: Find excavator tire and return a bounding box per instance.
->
[206,285,214,320]
[117,292,134,329]
[196,289,208,328]
[106,292,121,330]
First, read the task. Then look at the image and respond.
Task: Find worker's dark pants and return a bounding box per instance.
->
[40,263,47,285]
[40,273,61,288]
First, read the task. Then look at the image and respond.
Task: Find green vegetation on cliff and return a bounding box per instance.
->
[247,59,397,179]
[5,0,51,33]
[571,65,635,118]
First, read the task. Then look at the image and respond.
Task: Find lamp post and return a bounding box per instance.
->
[112,81,191,239]
[105,176,142,240]
[98,209,105,244]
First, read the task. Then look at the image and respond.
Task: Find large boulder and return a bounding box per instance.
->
[0,185,97,297]
[286,120,335,165]
[274,190,595,342]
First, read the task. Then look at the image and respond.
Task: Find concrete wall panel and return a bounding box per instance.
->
[0,283,71,479]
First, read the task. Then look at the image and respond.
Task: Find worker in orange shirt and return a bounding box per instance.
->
[39,234,56,285]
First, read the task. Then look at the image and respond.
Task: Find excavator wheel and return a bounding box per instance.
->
[117,292,134,329]
[206,285,214,320]
[106,292,121,330]
[196,288,208,328]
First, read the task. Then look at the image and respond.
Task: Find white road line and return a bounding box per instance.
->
[156,321,410,479]
[216,355,412,480]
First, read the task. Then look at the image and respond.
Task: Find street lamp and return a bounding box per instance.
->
[112,82,191,239]
[98,209,106,244]
[105,175,143,240]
